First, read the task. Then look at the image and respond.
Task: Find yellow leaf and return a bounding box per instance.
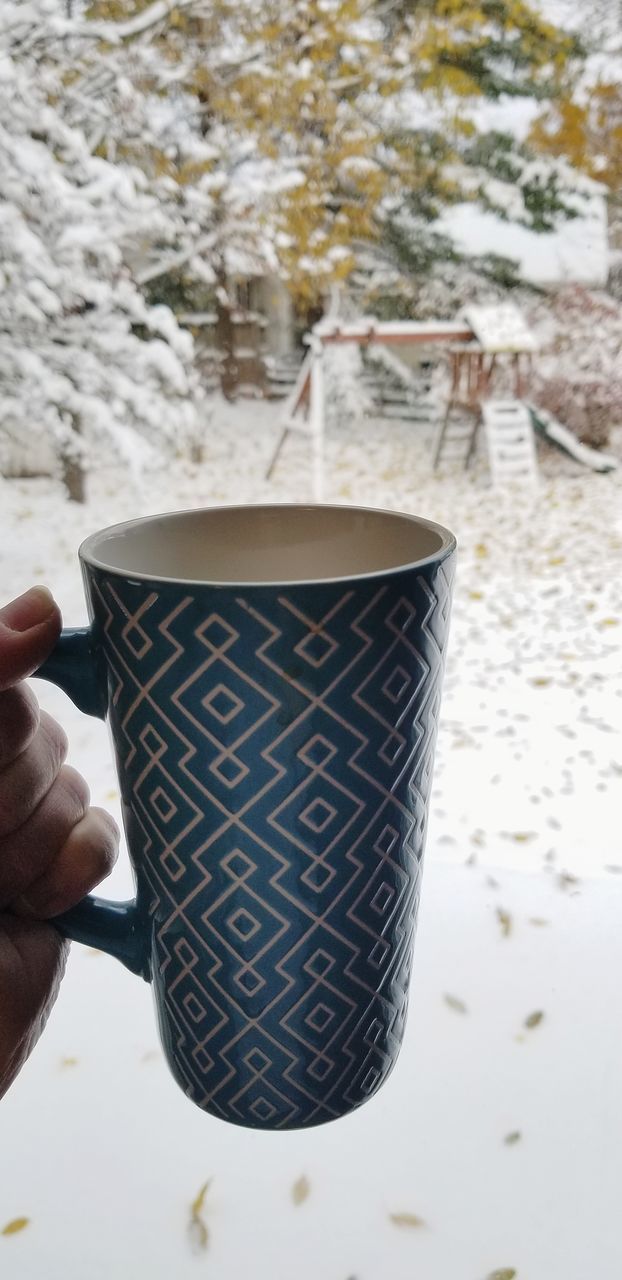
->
[389,1211,426,1228]
[474,542,488,558]
[530,677,551,687]
[598,618,619,628]
[1,1217,30,1236]
[188,1180,211,1253]
[496,908,512,938]
[443,993,468,1014]
[548,555,565,565]
[60,1056,79,1068]
[190,1180,211,1219]
[488,1270,517,1280]
[468,589,484,600]
[291,1175,310,1206]
[510,832,536,843]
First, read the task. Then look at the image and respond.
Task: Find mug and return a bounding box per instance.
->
[36,503,456,1129]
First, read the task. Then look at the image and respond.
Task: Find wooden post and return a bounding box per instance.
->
[60,412,86,503]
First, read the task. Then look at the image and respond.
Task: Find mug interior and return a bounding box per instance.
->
[80,504,453,586]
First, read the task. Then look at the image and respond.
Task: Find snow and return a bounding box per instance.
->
[437,198,609,286]
[1,401,621,1279]
[463,304,538,354]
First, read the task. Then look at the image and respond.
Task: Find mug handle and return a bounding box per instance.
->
[33,628,149,979]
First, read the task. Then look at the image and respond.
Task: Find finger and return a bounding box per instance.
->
[11,808,119,920]
[0,765,89,908]
[0,914,69,1101]
[0,684,40,770]
[0,587,61,692]
[0,711,68,838]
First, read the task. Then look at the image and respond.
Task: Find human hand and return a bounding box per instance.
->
[0,588,119,1099]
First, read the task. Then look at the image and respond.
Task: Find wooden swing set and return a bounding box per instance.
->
[265,307,537,498]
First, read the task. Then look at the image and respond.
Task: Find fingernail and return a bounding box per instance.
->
[0,587,56,632]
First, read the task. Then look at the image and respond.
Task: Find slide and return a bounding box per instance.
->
[527,403,618,473]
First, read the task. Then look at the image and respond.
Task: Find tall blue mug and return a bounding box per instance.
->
[36,504,456,1129]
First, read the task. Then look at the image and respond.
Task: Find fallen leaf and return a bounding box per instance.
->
[548,555,565,566]
[558,871,579,891]
[105,788,119,801]
[504,1131,521,1145]
[443,994,468,1014]
[469,590,484,600]
[524,1011,544,1030]
[474,542,488,558]
[529,917,550,927]
[389,1211,426,1229]
[188,1179,211,1253]
[496,908,512,938]
[509,832,536,844]
[190,1180,211,1219]
[488,1270,517,1280]
[598,617,619,628]
[60,1056,78,1068]
[291,1175,310,1206]
[530,677,551,688]
[1,1217,30,1236]
[188,1217,209,1253]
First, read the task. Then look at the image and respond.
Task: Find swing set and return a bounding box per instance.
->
[266,306,537,498]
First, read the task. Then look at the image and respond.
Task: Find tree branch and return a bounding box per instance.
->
[65,0,200,45]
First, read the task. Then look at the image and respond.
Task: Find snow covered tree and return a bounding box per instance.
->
[528,4,622,293]
[0,2,203,499]
[57,0,588,315]
[68,0,280,310]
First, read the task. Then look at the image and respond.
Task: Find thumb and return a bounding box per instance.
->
[0,588,62,692]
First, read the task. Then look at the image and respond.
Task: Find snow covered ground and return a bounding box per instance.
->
[1,401,621,1279]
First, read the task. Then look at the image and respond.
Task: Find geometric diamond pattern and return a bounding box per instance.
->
[89,544,455,1130]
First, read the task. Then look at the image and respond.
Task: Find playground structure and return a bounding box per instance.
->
[265,304,617,498]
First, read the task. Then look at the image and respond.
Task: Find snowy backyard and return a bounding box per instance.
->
[2,0,622,1275]
[1,403,621,1280]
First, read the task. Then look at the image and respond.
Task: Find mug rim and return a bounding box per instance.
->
[79,502,457,589]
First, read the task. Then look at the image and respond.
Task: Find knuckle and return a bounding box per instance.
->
[57,764,90,819]
[0,685,40,766]
[90,808,120,873]
[39,711,69,770]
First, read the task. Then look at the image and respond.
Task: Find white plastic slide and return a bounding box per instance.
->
[527,403,618,473]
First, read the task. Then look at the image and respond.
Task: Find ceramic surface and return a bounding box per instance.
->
[37,505,456,1129]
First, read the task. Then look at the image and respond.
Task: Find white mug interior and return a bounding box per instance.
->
[79,504,454,587]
